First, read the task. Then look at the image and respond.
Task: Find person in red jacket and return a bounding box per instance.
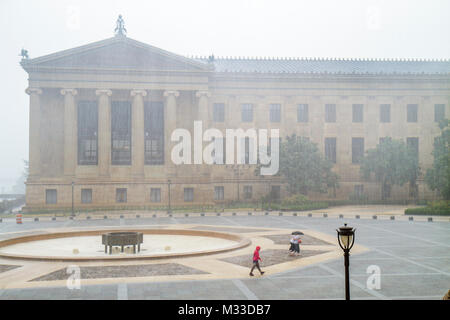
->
[249,246,265,276]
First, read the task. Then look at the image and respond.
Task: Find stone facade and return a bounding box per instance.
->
[21,34,450,211]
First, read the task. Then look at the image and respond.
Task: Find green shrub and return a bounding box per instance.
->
[405,201,450,215]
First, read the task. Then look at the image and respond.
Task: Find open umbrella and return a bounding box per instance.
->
[291,231,304,235]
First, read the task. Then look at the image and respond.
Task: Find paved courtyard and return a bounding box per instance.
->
[0,206,448,300]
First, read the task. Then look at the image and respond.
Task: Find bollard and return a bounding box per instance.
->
[217,212,221,216]
[185,213,189,217]
[248,212,252,216]
[390,216,395,220]
[355,215,360,219]
[279,212,283,216]
[201,213,205,216]
[16,213,22,224]
[408,216,413,221]
[0,218,2,222]
[339,214,344,219]
[428,217,433,222]
[52,217,56,221]
[323,213,328,218]
[265,212,269,215]
[152,214,157,218]
[372,215,377,220]
[308,213,312,217]
[293,213,297,216]
[168,214,173,217]
[120,215,124,219]
[86,216,91,220]
[232,212,236,216]
[34,217,39,222]
[69,216,74,220]
[104,215,108,219]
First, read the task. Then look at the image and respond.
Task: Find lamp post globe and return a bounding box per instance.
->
[336,223,356,300]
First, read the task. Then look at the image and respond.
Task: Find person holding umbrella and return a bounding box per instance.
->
[291,231,303,256]
[249,246,265,276]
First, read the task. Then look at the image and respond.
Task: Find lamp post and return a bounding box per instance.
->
[167,179,172,214]
[71,181,75,217]
[336,223,356,300]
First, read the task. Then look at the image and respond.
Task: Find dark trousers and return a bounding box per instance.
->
[250,260,262,274]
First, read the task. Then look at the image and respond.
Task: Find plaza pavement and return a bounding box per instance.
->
[0,206,448,300]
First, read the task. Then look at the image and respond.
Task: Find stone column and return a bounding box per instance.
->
[61,89,78,177]
[130,89,147,177]
[196,91,211,126]
[26,87,43,178]
[95,89,112,177]
[163,90,179,169]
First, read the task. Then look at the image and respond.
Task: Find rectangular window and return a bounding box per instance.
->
[435,104,445,122]
[352,137,364,164]
[241,103,253,122]
[77,101,98,165]
[269,104,281,122]
[407,137,419,159]
[213,103,225,122]
[407,104,418,123]
[352,104,363,123]
[324,138,337,164]
[150,188,161,202]
[81,189,92,204]
[214,186,224,200]
[297,104,309,122]
[325,104,336,122]
[354,185,364,197]
[380,104,391,123]
[184,188,194,202]
[243,186,253,200]
[45,189,57,204]
[271,186,281,200]
[213,137,226,164]
[111,101,132,165]
[116,188,127,203]
[144,101,165,165]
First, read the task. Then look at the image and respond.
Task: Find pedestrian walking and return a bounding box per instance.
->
[249,246,265,276]
[289,235,295,256]
[293,234,301,256]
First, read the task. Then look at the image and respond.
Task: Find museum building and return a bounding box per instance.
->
[21,20,450,211]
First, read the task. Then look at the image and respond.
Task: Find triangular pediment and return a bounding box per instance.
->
[21,36,210,72]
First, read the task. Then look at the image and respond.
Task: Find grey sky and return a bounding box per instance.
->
[0,0,449,192]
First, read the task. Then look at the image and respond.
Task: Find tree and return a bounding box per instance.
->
[360,138,420,200]
[255,134,339,196]
[11,160,28,194]
[425,119,450,200]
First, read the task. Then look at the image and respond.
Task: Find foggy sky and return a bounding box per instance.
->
[0,0,449,192]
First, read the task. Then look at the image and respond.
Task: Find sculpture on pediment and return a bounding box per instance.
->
[19,48,29,60]
[114,15,127,36]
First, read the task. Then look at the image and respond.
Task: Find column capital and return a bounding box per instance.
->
[130,89,147,97]
[25,87,42,95]
[195,90,211,98]
[95,89,112,96]
[163,90,180,98]
[60,88,78,96]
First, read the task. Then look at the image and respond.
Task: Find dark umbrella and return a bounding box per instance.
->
[291,231,304,235]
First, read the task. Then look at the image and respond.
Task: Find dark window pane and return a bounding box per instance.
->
[116,188,127,203]
[407,104,418,123]
[144,102,164,165]
[380,104,391,123]
[352,137,364,164]
[184,188,194,202]
[150,188,161,202]
[435,104,445,122]
[81,189,92,204]
[77,101,98,165]
[352,104,363,123]
[214,186,224,200]
[297,104,308,122]
[325,104,336,122]
[407,137,419,159]
[46,189,57,204]
[244,186,252,199]
[213,103,225,122]
[325,138,337,163]
[241,104,253,122]
[269,104,281,122]
[111,101,132,165]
